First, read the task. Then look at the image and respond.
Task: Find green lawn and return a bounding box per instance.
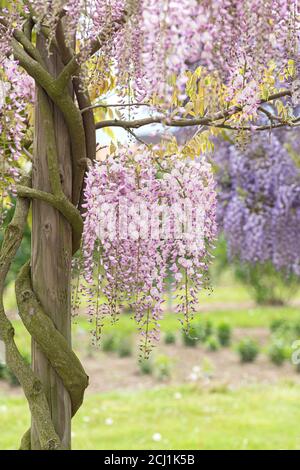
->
[1,383,300,450]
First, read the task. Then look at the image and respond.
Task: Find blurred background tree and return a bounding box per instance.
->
[212,237,299,306]
[212,131,300,306]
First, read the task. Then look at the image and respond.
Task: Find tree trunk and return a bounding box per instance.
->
[31,35,73,449]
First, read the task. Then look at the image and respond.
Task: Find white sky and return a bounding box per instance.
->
[95,93,167,146]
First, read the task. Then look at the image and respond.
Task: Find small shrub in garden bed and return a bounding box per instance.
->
[102,333,133,357]
[194,320,214,343]
[117,337,133,358]
[269,318,300,346]
[182,327,199,347]
[205,336,220,352]
[293,320,300,337]
[202,320,214,341]
[268,340,287,366]
[164,331,176,345]
[139,358,153,375]
[237,338,259,363]
[217,322,232,347]
[270,318,290,335]
[154,355,172,380]
[102,334,117,353]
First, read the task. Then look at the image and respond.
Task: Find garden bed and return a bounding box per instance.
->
[1,326,300,396]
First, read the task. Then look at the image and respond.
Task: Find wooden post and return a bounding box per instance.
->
[31,35,73,449]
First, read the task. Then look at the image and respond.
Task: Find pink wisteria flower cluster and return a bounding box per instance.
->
[0,59,34,224]
[0,0,299,218]
[21,0,202,101]
[197,0,299,119]
[23,0,298,102]
[80,145,217,355]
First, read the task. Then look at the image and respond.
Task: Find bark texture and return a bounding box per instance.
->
[31,35,73,449]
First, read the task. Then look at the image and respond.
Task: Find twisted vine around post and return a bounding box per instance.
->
[0,177,89,450]
[10,37,89,448]
[16,260,89,450]
[0,180,60,450]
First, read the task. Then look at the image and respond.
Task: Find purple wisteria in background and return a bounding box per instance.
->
[216,132,300,275]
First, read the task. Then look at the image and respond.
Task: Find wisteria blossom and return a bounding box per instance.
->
[0,59,34,224]
[196,0,300,119]
[216,132,300,275]
[81,145,217,355]
[9,0,202,101]
[1,0,300,451]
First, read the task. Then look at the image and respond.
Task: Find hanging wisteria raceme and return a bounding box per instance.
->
[1,1,300,118]
[8,0,298,109]
[0,58,34,225]
[198,0,298,72]
[81,145,217,355]
[195,0,300,120]
[215,132,300,275]
[12,0,202,101]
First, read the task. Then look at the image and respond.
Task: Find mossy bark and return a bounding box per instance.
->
[31,34,73,449]
[1,14,93,450]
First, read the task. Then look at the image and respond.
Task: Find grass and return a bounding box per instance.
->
[1,383,300,450]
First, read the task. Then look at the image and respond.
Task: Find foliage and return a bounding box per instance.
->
[270,318,300,341]
[0,202,31,286]
[205,336,220,352]
[234,262,299,306]
[164,331,176,345]
[212,237,299,307]
[268,340,287,366]
[237,338,260,363]
[0,361,6,379]
[116,336,133,358]
[102,334,117,353]
[217,322,232,347]
[153,354,172,381]
[268,317,300,369]
[138,357,153,375]
[182,326,199,347]
[270,318,290,334]
[196,320,214,343]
